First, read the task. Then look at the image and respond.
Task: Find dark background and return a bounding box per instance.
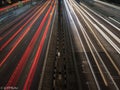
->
[101,0,120,4]
[0,0,120,9]
[0,0,22,7]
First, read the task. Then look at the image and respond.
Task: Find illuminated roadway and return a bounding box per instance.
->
[0,0,56,89]
[0,0,120,90]
[64,0,120,90]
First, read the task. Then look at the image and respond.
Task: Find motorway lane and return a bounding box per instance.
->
[83,0,120,20]
[0,1,50,67]
[79,4,120,48]
[68,0,108,89]
[0,4,42,38]
[0,0,56,89]
[62,2,88,90]
[0,5,42,51]
[0,0,120,89]
[0,0,50,84]
[64,0,120,90]
[23,2,56,90]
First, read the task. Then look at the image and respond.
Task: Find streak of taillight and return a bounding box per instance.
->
[0,1,50,68]
[5,1,52,87]
[23,3,55,90]
[0,2,48,51]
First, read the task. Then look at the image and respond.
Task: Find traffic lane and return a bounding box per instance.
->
[23,3,55,90]
[0,6,49,53]
[0,2,45,45]
[72,2,120,89]
[66,5,88,53]
[78,7,120,70]
[64,4,100,90]
[71,8,108,89]
[16,3,55,89]
[71,2,120,63]
[62,3,92,89]
[80,4,120,41]
[75,0,120,73]
[0,7,40,50]
[76,3,120,65]
[79,4,120,55]
[0,2,44,34]
[72,6,103,52]
[68,0,119,89]
[0,4,41,38]
[83,13,120,51]
[4,0,54,88]
[0,1,50,66]
[16,11,52,89]
[0,1,51,86]
[81,14,120,71]
[106,17,120,28]
[0,3,33,31]
[84,1,120,19]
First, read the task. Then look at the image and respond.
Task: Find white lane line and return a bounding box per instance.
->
[81,3,120,32]
[70,0,108,86]
[72,1,120,89]
[72,0,120,76]
[80,4,120,54]
[108,17,120,25]
[38,3,56,90]
[64,0,101,89]
[94,0,120,10]
[80,4,120,44]
[78,5,120,54]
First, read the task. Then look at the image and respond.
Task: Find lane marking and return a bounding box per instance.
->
[0,3,48,51]
[38,1,56,89]
[23,2,55,90]
[70,0,108,86]
[64,0,101,89]
[0,5,40,41]
[0,1,50,68]
[94,0,120,10]
[81,3,120,32]
[5,2,51,87]
[109,17,120,25]
[72,0,119,89]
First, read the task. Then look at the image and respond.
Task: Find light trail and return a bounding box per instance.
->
[0,1,50,68]
[38,1,57,89]
[0,2,48,51]
[80,5,120,44]
[108,17,120,25]
[81,3,120,32]
[72,0,120,76]
[23,2,55,89]
[0,4,37,35]
[6,0,53,88]
[69,0,108,86]
[71,0,120,89]
[64,0,101,89]
[75,2,120,55]
[0,5,40,41]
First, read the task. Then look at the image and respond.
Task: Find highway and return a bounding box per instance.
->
[0,0,120,90]
[0,0,56,89]
[64,0,120,90]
